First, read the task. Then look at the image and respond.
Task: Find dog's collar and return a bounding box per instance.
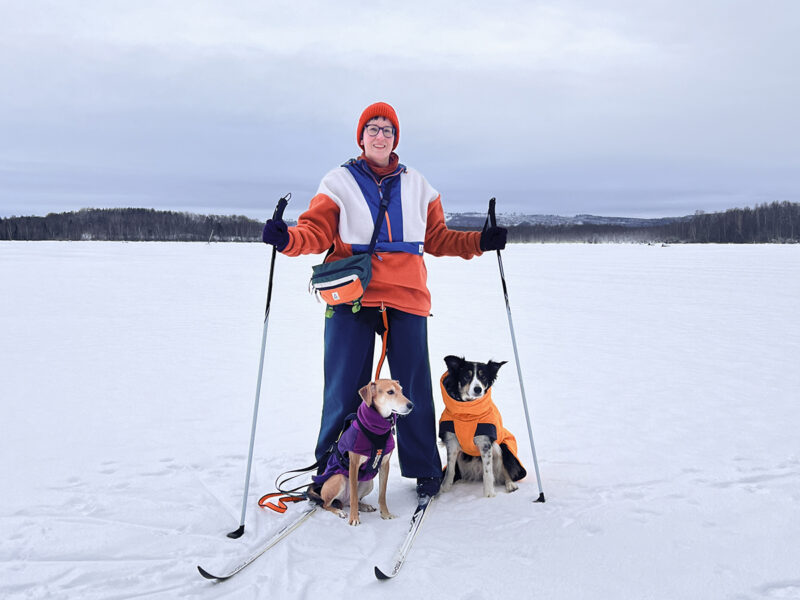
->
[439,372,495,416]
[356,402,394,436]
[442,373,488,403]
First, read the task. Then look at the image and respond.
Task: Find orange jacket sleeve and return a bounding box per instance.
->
[424,196,483,258]
[281,194,340,256]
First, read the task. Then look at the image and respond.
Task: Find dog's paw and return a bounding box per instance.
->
[441,480,453,493]
[348,514,361,526]
[335,509,346,519]
[358,502,376,512]
[484,487,497,498]
[505,480,519,493]
[381,511,397,520]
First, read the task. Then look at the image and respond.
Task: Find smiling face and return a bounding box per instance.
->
[360,116,395,167]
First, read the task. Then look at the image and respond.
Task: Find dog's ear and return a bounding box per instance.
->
[486,360,507,385]
[444,355,464,375]
[488,360,507,372]
[358,382,377,406]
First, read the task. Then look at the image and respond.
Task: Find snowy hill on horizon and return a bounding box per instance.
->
[445,211,689,228]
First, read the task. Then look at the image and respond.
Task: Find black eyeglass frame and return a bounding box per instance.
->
[363,124,396,138]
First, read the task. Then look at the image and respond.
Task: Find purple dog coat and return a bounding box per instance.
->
[313,402,395,485]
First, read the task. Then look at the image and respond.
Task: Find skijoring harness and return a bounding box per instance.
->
[259,404,396,513]
[327,404,396,479]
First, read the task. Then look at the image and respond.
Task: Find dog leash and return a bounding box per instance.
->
[262,307,390,516]
[374,304,389,380]
[258,468,318,514]
[257,408,364,515]
[258,492,307,514]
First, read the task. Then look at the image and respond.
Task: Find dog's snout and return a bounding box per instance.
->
[473,385,483,396]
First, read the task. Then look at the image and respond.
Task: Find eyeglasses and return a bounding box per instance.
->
[364,124,395,138]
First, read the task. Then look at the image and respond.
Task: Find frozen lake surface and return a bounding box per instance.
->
[1,241,798,599]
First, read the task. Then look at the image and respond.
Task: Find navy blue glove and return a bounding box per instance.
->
[480,225,507,251]
[262,218,289,251]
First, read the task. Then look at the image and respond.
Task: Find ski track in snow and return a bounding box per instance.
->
[1,241,799,600]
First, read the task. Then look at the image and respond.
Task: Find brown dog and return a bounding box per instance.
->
[316,379,413,525]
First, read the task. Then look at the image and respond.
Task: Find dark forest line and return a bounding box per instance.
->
[506,201,800,244]
[0,208,264,242]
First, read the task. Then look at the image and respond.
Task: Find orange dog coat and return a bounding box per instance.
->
[438,373,526,481]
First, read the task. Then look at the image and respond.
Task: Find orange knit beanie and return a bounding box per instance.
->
[357,102,399,150]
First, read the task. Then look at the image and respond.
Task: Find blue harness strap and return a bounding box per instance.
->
[343,159,424,255]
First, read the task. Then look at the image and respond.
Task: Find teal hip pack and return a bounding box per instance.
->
[309,196,389,317]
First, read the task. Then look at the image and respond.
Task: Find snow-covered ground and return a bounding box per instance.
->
[1,241,799,600]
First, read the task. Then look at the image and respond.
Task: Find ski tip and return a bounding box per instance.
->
[374,566,393,580]
[197,565,224,581]
[227,525,245,539]
[534,492,546,503]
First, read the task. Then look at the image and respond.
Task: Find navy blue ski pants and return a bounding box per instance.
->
[315,306,442,480]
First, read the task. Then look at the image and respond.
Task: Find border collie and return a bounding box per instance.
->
[439,355,526,497]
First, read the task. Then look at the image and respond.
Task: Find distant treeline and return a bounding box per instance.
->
[2,201,799,243]
[0,208,264,242]
[660,201,800,244]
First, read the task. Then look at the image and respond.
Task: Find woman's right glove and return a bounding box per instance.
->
[262,218,289,251]
[480,225,507,251]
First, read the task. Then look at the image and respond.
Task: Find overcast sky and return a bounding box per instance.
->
[1,0,798,220]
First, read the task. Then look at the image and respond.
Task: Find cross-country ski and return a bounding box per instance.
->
[374,496,435,580]
[197,504,317,582]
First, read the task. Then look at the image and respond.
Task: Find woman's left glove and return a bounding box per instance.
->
[480,225,507,251]
[262,218,289,251]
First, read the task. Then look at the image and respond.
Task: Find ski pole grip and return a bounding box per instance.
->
[273,193,291,221]
[488,197,497,228]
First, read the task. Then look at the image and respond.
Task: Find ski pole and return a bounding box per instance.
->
[228,193,290,539]
[487,197,545,503]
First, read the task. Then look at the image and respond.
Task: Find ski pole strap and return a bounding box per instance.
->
[374,305,389,380]
[488,197,497,228]
[274,193,291,221]
[258,492,307,514]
